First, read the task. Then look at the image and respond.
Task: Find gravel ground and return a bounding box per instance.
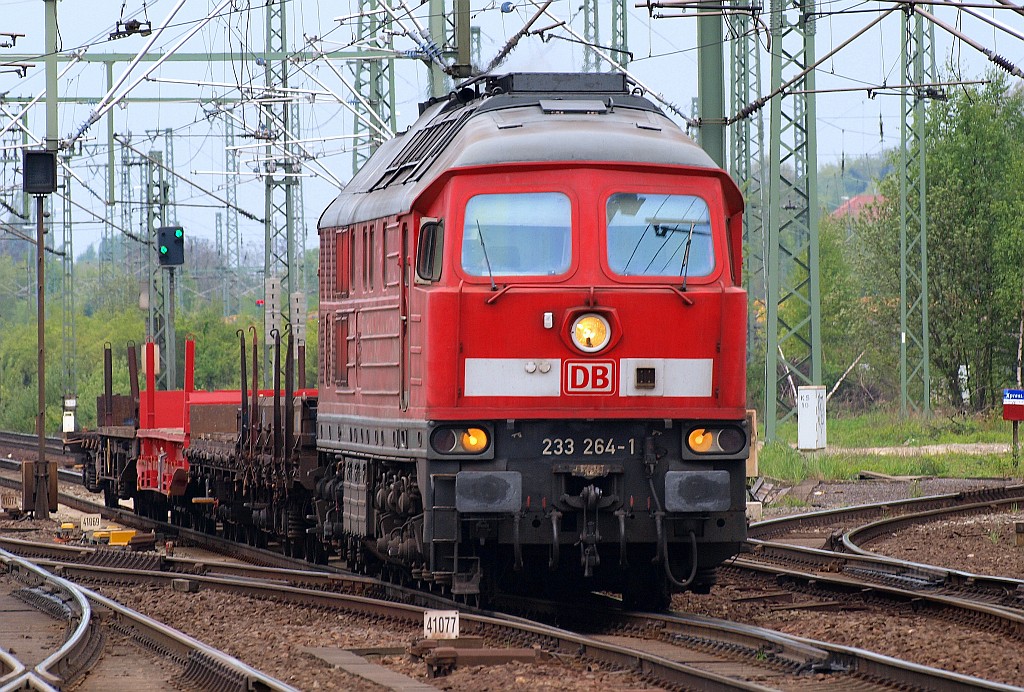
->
[704,475,1024,687]
[90,584,664,692]
[6,475,1024,690]
[863,511,1024,578]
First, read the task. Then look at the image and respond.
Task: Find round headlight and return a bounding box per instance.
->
[461,428,489,453]
[717,426,746,454]
[431,429,458,453]
[571,313,611,353]
[430,426,490,455]
[687,428,714,453]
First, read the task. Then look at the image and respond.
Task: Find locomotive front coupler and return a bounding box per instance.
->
[577,484,605,577]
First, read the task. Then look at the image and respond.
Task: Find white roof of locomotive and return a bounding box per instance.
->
[319,73,720,230]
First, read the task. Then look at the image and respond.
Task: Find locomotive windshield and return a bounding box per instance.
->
[462,192,572,277]
[606,193,714,278]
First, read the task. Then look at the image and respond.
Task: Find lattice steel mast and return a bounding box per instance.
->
[764,0,822,440]
[262,0,301,362]
[729,9,767,364]
[60,152,75,402]
[899,11,934,415]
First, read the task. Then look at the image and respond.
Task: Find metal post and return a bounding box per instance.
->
[730,7,767,369]
[611,0,628,70]
[1014,421,1019,468]
[34,194,48,518]
[899,12,933,416]
[697,14,725,167]
[582,0,599,73]
[764,0,822,440]
[167,267,176,388]
[35,0,59,519]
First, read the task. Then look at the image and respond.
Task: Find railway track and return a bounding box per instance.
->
[742,485,1024,613]
[2,532,1015,692]
[0,431,66,460]
[0,545,293,691]
[4,453,1024,689]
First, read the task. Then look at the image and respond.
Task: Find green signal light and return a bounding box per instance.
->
[174,228,183,239]
[160,245,169,254]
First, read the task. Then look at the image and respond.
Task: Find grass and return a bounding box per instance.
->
[758,441,1022,483]
[770,409,1012,448]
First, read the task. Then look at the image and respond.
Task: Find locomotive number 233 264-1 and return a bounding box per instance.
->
[541,437,637,456]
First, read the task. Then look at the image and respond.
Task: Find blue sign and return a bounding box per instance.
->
[1005,389,1024,404]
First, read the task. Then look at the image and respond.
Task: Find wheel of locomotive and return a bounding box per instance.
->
[622,564,671,612]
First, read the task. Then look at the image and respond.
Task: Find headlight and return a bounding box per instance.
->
[571,313,611,353]
[685,426,746,455]
[431,426,490,455]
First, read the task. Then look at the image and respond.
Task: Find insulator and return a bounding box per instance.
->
[990,52,1014,73]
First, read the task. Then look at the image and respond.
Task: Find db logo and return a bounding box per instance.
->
[563,360,616,395]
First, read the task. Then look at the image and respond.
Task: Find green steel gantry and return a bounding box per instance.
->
[60,151,75,401]
[729,9,767,371]
[582,0,630,72]
[899,12,934,415]
[263,0,300,357]
[764,0,822,440]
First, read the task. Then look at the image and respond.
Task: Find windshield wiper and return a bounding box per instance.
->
[649,223,696,289]
[476,220,497,291]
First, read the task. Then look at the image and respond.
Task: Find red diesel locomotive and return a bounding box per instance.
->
[313,72,750,608]
[67,72,750,610]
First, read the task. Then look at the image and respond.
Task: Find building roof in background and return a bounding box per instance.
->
[832,193,883,219]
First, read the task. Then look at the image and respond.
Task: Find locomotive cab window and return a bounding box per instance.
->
[461,192,571,277]
[605,193,715,278]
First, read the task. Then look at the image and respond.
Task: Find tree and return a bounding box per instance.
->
[862,73,1024,411]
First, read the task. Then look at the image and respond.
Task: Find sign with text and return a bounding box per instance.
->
[1,492,19,511]
[80,514,102,532]
[563,360,616,395]
[423,610,460,639]
[1004,389,1024,421]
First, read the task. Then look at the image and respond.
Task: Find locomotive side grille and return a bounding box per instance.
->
[371,108,475,190]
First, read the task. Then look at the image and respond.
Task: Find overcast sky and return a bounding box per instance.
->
[1,0,1022,256]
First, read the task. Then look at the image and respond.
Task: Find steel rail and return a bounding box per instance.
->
[83,587,298,692]
[0,546,297,691]
[730,551,1024,635]
[0,546,99,690]
[839,496,1024,607]
[748,485,1024,540]
[7,539,1017,692]
[0,435,65,460]
[0,557,798,691]
[7,453,1024,688]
